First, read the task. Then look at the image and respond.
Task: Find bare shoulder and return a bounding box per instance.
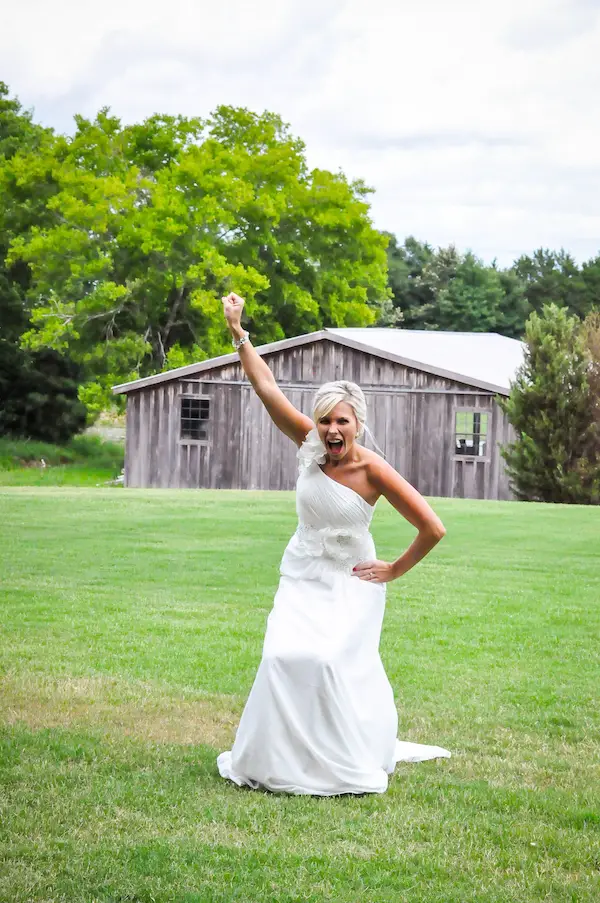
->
[362,449,406,491]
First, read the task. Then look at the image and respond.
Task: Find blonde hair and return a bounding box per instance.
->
[312,380,367,438]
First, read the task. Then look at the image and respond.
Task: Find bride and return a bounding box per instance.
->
[217,293,450,796]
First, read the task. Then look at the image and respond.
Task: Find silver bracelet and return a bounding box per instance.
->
[232,331,249,351]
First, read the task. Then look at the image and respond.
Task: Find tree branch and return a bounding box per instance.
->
[157,330,166,367]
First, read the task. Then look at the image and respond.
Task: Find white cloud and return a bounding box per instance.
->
[2,0,600,265]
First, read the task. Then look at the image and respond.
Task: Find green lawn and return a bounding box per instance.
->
[0,435,124,487]
[1,487,599,903]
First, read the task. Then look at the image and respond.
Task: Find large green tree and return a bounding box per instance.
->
[7,106,389,413]
[500,304,600,504]
[0,83,87,442]
[0,80,54,342]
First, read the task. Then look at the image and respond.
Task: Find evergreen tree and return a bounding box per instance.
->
[576,311,600,495]
[500,304,600,504]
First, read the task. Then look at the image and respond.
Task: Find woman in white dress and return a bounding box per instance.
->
[217,293,450,796]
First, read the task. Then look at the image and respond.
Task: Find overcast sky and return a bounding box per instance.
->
[3,0,600,266]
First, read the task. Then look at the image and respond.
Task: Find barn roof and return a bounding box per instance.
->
[112,328,525,396]
[327,328,525,394]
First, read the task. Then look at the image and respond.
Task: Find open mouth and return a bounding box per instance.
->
[327,439,344,455]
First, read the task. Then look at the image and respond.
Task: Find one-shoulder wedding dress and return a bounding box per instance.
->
[217,430,450,795]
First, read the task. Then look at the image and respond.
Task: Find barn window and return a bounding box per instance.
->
[455,410,488,457]
[180,396,210,441]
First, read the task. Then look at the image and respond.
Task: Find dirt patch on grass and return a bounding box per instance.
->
[0,674,240,748]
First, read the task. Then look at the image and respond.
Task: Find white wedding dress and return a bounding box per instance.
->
[217,430,450,795]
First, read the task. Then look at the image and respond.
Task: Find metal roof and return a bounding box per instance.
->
[113,328,525,396]
[326,328,525,394]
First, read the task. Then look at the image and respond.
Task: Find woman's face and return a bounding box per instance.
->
[316,401,359,461]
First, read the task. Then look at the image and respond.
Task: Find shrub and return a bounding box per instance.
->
[0,434,124,472]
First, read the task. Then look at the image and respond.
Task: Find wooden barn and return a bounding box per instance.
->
[112,328,524,500]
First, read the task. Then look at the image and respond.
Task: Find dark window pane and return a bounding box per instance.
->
[182,397,201,416]
[180,397,210,440]
[181,421,208,440]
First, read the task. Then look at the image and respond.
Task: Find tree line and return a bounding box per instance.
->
[382,237,600,336]
[0,82,599,501]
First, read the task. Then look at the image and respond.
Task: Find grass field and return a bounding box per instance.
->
[1,487,599,902]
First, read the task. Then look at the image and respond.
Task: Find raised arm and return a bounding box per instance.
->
[223,293,314,446]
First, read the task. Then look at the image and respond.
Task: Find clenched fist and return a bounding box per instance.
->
[222,292,245,326]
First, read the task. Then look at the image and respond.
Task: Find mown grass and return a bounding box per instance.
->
[0,488,599,902]
[0,435,124,486]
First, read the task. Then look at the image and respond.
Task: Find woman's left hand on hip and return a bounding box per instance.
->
[352,560,395,584]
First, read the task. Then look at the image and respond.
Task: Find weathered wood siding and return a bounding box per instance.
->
[206,340,475,392]
[124,338,515,499]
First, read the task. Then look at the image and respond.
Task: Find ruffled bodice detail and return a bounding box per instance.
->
[286,430,375,572]
[296,428,327,472]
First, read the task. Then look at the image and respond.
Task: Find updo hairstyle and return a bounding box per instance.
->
[312,380,367,439]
